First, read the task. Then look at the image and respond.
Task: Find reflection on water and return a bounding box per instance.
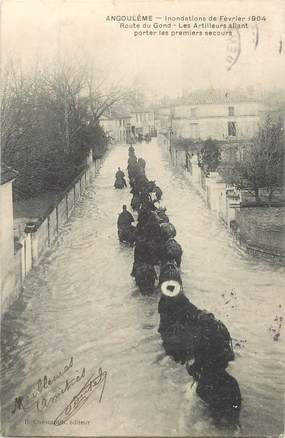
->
[1,140,284,436]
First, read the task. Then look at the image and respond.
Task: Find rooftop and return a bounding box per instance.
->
[130,108,154,113]
[102,110,132,120]
[157,88,266,109]
[179,90,262,106]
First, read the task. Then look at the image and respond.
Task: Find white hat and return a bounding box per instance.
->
[161,280,181,297]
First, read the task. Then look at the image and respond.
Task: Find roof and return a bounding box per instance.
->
[1,163,18,185]
[131,108,154,114]
[179,91,261,106]
[108,110,132,120]
[157,89,263,109]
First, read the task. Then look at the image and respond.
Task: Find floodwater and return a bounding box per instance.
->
[1,139,284,437]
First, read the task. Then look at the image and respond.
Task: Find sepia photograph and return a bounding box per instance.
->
[0,0,284,436]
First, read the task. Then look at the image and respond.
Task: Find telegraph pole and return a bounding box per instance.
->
[169,111,174,155]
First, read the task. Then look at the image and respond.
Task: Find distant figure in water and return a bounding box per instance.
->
[117,205,136,244]
[117,205,134,228]
[114,167,127,188]
[128,144,135,155]
[115,167,125,180]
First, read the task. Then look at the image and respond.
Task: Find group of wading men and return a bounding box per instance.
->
[116,145,241,431]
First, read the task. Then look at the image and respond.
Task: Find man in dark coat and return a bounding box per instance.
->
[128,144,135,155]
[158,289,201,363]
[186,315,240,430]
[117,205,134,228]
[131,235,154,276]
[158,292,200,334]
[115,167,127,187]
[115,167,125,179]
[195,366,241,430]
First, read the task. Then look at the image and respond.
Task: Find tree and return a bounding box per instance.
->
[198,138,221,176]
[45,62,87,154]
[85,66,125,123]
[219,115,284,202]
[81,122,109,159]
[0,59,115,199]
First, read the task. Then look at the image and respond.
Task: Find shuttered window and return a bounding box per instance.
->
[228,121,237,137]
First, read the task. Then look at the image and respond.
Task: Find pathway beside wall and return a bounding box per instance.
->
[158,134,285,263]
[1,157,103,316]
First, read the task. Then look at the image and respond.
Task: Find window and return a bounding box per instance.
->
[228,121,237,137]
[228,106,235,116]
[190,108,197,118]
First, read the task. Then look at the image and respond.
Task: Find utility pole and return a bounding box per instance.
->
[169,110,174,154]
[64,85,70,154]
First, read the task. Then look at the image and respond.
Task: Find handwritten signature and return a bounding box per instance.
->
[54,367,107,426]
[11,357,107,425]
[12,357,84,414]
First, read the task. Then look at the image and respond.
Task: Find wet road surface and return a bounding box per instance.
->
[1,139,284,436]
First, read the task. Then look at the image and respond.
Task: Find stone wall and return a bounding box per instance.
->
[235,209,285,258]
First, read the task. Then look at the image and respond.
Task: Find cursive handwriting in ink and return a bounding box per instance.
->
[37,356,74,393]
[12,364,85,415]
[54,367,107,426]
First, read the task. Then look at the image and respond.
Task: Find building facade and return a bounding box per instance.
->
[155,107,173,135]
[0,164,18,314]
[130,110,156,136]
[100,112,132,143]
[157,97,264,141]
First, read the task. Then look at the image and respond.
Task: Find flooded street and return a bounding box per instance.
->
[1,139,284,437]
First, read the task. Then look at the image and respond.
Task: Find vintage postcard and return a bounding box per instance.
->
[0,0,284,436]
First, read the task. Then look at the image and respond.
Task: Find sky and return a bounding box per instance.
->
[1,0,284,98]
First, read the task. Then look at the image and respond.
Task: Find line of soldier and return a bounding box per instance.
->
[115,145,242,432]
